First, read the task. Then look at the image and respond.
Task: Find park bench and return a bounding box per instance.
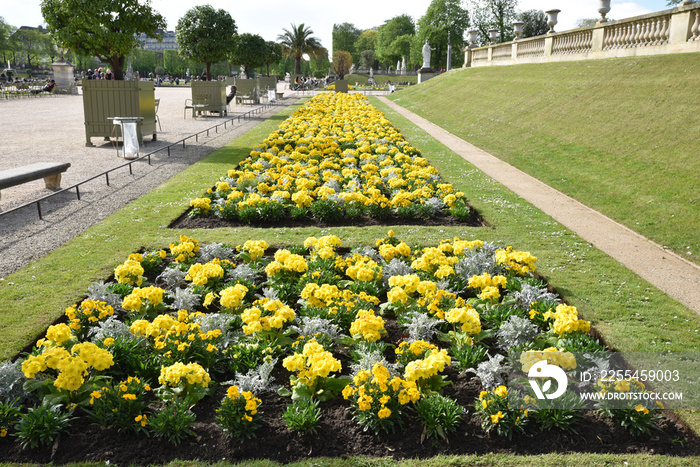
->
[0,162,71,202]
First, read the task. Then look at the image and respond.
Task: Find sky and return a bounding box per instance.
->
[2,0,674,53]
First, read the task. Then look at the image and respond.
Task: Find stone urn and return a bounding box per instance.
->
[488,28,499,44]
[468,30,479,48]
[598,1,611,23]
[513,21,524,40]
[546,9,561,34]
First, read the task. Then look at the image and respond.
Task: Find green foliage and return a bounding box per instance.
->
[466,0,518,45]
[14,401,74,450]
[518,9,549,38]
[282,397,322,435]
[262,41,283,77]
[309,199,344,223]
[277,23,327,75]
[450,340,489,371]
[333,22,361,63]
[376,15,416,66]
[415,393,464,443]
[216,387,262,441]
[355,30,378,60]
[176,4,237,80]
[528,391,584,433]
[0,398,23,438]
[416,0,470,70]
[149,398,196,445]
[85,376,151,435]
[41,0,166,79]
[231,33,267,78]
[473,386,528,439]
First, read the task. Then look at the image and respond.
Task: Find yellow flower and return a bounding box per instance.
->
[490,411,504,424]
[634,404,649,414]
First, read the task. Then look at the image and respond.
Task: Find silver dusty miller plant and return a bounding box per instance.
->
[199,242,235,262]
[381,258,413,288]
[157,267,187,289]
[513,283,560,310]
[87,281,122,309]
[465,353,511,390]
[166,287,201,311]
[400,311,441,343]
[496,315,540,351]
[454,241,502,278]
[288,316,344,343]
[233,359,280,394]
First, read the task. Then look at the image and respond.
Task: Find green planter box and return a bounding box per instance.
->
[82,80,157,147]
[334,79,348,93]
[190,80,227,116]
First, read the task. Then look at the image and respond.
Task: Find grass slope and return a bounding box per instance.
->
[388,53,700,266]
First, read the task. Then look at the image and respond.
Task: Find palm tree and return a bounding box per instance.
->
[277,23,326,75]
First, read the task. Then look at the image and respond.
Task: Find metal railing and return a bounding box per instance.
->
[0,98,289,221]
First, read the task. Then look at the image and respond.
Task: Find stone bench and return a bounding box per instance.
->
[0,162,71,201]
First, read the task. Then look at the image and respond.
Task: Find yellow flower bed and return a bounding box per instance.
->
[189,93,471,224]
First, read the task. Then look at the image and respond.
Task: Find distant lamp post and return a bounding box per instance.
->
[546,9,561,34]
[513,21,524,40]
[446,31,452,71]
[598,1,611,23]
[488,28,499,44]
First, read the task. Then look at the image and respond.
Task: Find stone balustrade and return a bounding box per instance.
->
[465,3,700,67]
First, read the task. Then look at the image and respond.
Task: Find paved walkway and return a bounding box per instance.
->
[0,85,295,277]
[378,96,700,315]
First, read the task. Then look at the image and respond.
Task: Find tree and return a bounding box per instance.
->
[416,0,469,70]
[11,28,45,68]
[41,0,166,80]
[355,30,377,58]
[262,41,283,77]
[518,9,549,38]
[359,49,377,70]
[0,18,16,66]
[277,23,326,75]
[332,23,361,63]
[229,33,266,79]
[467,0,518,45]
[176,5,237,81]
[332,50,352,79]
[376,15,416,67]
[576,18,602,28]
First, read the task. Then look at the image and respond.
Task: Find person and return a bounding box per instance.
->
[226,85,237,104]
[104,69,113,80]
[31,79,55,94]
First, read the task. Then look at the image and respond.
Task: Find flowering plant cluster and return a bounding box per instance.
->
[188,93,473,224]
[1,230,652,449]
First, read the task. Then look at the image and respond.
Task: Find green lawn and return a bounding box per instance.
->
[388,54,700,266]
[1,79,699,463]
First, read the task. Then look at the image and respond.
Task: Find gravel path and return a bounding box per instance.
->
[377,96,700,315]
[0,85,295,277]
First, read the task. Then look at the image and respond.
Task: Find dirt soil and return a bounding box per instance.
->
[1,365,698,465]
[169,207,488,230]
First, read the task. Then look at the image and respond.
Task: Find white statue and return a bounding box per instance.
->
[369,67,374,78]
[401,56,406,75]
[396,60,400,73]
[422,40,435,70]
